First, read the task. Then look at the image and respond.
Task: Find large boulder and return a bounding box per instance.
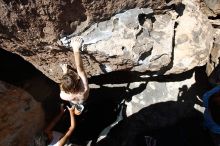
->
[80,8,176,74]
[165,0,214,74]
[0,0,214,83]
[0,81,44,146]
[0,0,170,82]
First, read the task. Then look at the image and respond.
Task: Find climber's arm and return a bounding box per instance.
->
[58,106,75,146]
[71,37,90,98]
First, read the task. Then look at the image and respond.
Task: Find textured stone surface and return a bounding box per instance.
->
[0,81,44,146]
[0,0,215,83]
[165,0,214,74]
[0,0,170,83]
[204,0,220,14]
[80,8,176,74]
[125,74,203,116]
[206,28,220,84]
[65,0,213,77]
[206,32,220,75]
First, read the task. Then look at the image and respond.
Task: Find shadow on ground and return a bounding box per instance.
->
[94,67,213,146]
[96,101,212,146]
[54,66,214,146]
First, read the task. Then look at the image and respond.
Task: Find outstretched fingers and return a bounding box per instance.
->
[70,36,83,51]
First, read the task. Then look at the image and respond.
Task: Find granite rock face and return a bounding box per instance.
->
[206,28,220,84]
[80,8,176,74]
[165,0,214,74]
[204,0,220,14]
[0,0,216,83]
[0,81,44,146]
[0,0,169,82]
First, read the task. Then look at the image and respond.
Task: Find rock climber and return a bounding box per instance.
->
[59,36,90,114]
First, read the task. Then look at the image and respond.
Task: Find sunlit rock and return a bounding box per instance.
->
[165,0,214,74]
[204,0,220,14]
[0,0,216,83]
[206,29,220,84]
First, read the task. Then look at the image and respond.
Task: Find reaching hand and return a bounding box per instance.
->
[70,37,83,52]
[66,105,82,115]
[67,105,75,115]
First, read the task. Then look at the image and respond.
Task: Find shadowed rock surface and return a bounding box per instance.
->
[0,80,44,146]
[95,101,213,146]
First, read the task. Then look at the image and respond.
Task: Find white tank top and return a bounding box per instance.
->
[60,90,84,104]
